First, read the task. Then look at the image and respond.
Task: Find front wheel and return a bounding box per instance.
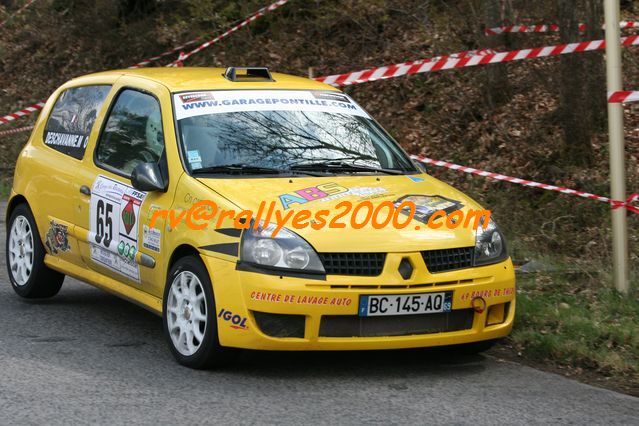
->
[6,203,64,298]
[162,255,236,369]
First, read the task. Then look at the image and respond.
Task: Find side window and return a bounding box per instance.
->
[44,85,111,159]
[96,89,164,177]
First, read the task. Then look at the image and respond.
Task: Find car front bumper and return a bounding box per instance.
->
[202,252,516,351]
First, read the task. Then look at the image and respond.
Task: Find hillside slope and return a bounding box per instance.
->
[0,0,637,269]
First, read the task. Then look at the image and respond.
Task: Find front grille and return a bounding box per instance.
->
[422,247,474,273]
[319,253,386,276]
[319,309,474,337]
[252,312,305,338]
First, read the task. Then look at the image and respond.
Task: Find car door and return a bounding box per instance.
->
[33,83,113,269]
[74,78,178,298]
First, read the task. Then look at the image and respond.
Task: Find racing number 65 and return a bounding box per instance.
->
[95,199,113,247]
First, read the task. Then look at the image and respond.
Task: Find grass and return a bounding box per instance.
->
[507,269,639,394]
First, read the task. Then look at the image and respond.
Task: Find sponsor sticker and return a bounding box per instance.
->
[45,221,70,254]
[218,308,248,330]
[43,131,90,160]
[278,183,387,209]
[319,186,387,203]
[44,131,89,149]
[250,291,353,306]
[88,175,146,282]
[174,90,370,121]
[460,287,515,301]
[279,182,348,209]
[142,224,161,253]
[394,194,463,224]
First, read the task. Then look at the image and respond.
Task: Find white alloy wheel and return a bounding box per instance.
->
[8,215,34,286]
[166,271,208,356]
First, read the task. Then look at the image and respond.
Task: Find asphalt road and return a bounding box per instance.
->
[0,202,637,425]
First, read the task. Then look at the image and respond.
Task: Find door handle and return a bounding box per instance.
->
[79,185,91,196]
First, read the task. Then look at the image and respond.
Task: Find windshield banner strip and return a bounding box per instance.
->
[173,90,370,120]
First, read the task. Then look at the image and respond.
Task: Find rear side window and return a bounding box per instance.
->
[44,85,111,160]
[95,89,164,177]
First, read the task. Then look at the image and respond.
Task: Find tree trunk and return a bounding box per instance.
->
[583,0,606,131]
[481,0,510,109]
[557,0,597,167]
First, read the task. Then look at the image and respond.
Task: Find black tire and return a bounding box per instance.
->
[6,203,65,298]
[162,255,236,369]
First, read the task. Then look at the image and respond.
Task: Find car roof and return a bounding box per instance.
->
[71,67,339,93]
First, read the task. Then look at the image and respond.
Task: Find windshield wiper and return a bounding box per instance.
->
[290,161,405,175]
[192,164,283,175]
[192,163,325,177]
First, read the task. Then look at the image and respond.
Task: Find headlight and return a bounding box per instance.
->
[240,221,325,274]
[474,218,508,266]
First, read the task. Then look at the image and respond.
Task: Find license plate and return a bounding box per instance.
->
[358,292,452,317]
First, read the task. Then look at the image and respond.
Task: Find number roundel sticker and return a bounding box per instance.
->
[89,175,147,282]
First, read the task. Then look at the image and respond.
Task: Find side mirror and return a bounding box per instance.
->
[131,162,167,192]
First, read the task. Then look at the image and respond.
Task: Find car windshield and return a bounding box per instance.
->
[173,90,416,176]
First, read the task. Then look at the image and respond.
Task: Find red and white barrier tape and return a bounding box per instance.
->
[129,6,271,68]
[0,0,38,29]
[608,91,639,104]
[485,21,639,36]
[315,35,639,87]
[0,50,492,126]
[0,101,45,126]
[129,39,202,69]
[167,0,289,67]
[411,155,639,214]
[0,1,290,124]
[486,24,564,36]
[430,48,497,61]
[317,48,496,83]
[0,124,34,137]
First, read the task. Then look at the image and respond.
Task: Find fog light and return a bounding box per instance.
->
[486,303,507,326]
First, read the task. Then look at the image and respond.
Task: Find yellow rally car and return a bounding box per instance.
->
[6,67,515,368]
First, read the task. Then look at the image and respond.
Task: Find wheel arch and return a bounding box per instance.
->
[167,244,201,276]
[6,194,28,225]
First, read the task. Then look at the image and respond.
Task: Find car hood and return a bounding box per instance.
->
[196,174,482,253]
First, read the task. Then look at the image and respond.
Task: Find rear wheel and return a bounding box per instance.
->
[162,255,236,369]
[6,203,64,298]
